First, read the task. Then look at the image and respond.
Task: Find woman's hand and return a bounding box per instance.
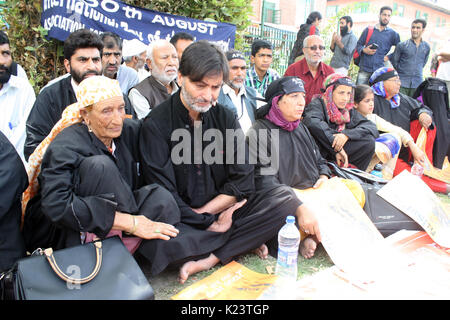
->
[418,113,432,130]
[332,133,348,152]
[335,149,349,168]
[313,175,329,189]
[296,204,321,242]
[114,212,179,240]
[132,215,179,240]
[408,142,427,167]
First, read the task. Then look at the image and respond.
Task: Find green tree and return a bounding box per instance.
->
[0,0,252,93]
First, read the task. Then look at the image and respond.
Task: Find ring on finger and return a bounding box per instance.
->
[154,229,161,233]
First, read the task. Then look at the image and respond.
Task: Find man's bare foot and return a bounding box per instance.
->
[207,199,246,233]
[178,254,220,284]
[300,235,319,259]
[252,244,268,260]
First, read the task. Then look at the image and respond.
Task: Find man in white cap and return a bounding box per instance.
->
[128,39,179,119]
[122,38,151,82]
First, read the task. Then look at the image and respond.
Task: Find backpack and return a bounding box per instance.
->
[10,61,18,76]
[353,26,374,67]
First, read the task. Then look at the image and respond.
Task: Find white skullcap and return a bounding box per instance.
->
[122,38,148,58]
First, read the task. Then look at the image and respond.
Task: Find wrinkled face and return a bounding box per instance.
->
[102,44,122,79]
[332,85,353,109]
[136,51,147,70]
[179,72,223,113]
[149,43,179,84]
[227,58,247,90]
[355,90,374,117]
[379,10,392,26]
[303,37,325,65]
[174,39,193,61]
[383,76,401,97]
[82,96,126,143]
[0,43,12,84]
[251,48,273,74]
[65,47,102,85]
[411,23,424,40]
[278,91,306,122]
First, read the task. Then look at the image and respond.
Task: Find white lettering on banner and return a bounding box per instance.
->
[44,15,86,33]
[120,21,143,41]
[151,15,218,35]
[66,0,120,14]
[43,0,65,10]
[122,5,142,20]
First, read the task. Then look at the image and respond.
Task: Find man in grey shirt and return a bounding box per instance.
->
[330,16,357,76]
[390,19,430,97]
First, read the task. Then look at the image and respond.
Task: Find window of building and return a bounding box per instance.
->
[327,5,339,18]
[436,17,441,27]
[354,2,370,14]
[393,3,405,17]
[415,10,421,18]
[423,13,428,21]
[262,0,281,24]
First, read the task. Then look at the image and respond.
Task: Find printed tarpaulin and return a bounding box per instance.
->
[40,0,236,51]
[171,261,278,300]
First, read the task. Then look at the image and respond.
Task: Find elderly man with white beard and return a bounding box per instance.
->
[128,39,179,119]
[217,50,259,133]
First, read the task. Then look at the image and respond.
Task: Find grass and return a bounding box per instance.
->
[139,244,334,300]
[140,192,449,300]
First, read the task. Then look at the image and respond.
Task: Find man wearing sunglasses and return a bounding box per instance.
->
[284,35,334,105]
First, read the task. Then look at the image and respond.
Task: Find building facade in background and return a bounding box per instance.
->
[249,0,449,74]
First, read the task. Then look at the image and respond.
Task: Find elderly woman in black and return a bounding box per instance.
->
[250,76,327,259]
[303,73,379,170]
[23,76,226,276]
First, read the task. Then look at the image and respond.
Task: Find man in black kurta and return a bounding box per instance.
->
[24,29,136,161]
[0,131,28,272]
[139,41,299,282]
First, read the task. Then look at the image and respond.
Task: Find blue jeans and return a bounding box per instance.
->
[356,70,373,85]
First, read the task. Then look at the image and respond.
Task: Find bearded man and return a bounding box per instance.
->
[128,39,179,119]
[139,41,302,283]
[0,30,35,163]
[24,29,104,160]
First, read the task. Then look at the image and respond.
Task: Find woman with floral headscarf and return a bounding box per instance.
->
[303,73,379,170]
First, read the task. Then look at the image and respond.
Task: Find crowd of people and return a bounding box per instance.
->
[1,5,449,288]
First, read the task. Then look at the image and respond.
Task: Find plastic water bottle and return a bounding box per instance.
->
[370,163,383,178]
[275,216,300,282]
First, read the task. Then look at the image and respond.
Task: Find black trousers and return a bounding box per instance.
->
[77,155,179,225]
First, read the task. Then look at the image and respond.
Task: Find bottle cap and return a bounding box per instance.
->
[286,216,295,224]
[374,163,383,171]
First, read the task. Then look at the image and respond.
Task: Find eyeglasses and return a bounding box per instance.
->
[305,45,326,51]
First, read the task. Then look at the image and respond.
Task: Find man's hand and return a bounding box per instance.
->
[362,46,377,55]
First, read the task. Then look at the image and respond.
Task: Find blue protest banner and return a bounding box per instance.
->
[41,0,236,50]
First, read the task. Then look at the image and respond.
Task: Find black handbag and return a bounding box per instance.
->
[327,162,423,237]
[12,236,154,300]
[361,183,423,237]
[327,161,388,186]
